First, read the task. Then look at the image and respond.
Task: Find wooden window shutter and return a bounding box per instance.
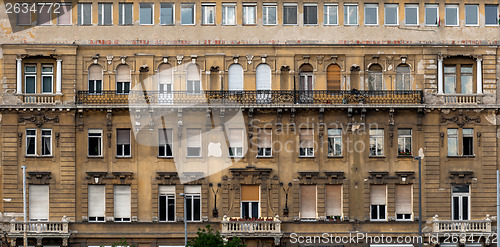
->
[327,64,341,90]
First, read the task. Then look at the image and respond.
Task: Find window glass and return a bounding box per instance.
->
[222,4,236,25]
[397,129,412,156]
[202,4,215,25]
[140,3,154,25]
[304,4,318,25]
[17,6,31,25]
[323,4,337,25]
[485,5,498,26]
[385,4,398,25]
[159,129,173,157]
[369,129,384,156]
[57,3,72,25]
[242,5,256,25]
[119,3,133,25]
[396,65,411,90]
[465,5,478,26]
[405,4,418,25]
[263,4,277,25]
[161,3,174,25]
[37,3,52,25]
[78,3,92,25]
[445,5,458,26]
[364,4,378,25]
[181,3,195,25]
[425,4,438,26]
[344,4,358,25]
[327,128,342,157]
[447,128,458,156]
[283,4,298,25]
[98,3,113,25]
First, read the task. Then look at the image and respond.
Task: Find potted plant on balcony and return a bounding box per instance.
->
[334,215,342,221]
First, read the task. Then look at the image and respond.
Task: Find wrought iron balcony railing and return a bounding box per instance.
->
[76,90,424,106]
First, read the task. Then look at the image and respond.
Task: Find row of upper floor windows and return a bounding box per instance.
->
[13,2,500,27]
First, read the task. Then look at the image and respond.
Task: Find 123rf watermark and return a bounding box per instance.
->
[290,233,424,245]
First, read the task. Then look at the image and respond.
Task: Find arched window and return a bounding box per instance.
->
[396,65,411,90]
[368,64,383,90]
[228,64,244,91]
[299,64,314,91]
[88,65,103,94]
[186,64,201,94]
[116,65,131,94]
[255,64,271,91]
[327,64,341,90]
[158,63,173,93]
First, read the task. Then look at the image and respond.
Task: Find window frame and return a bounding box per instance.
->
[158,128,173,158]
[364,3,378,26]
[397,129,412,157]
[88,129,103,157]
[344,4,358,26]
[262,3,277,26]
[78,3,92,26]
[443,59,476,94]
[327,128,342,157]
[16,4,31,26]
[222,3,237,26]
[29,184,49,221]
[41,64,53,94]
[41,129,52,156]
[186,128,202,157]
[257,128,272,157]
[283,3,298,26]
[462,128,474,156]
[98,3,113,26]
[228,128,244,158]
[384,4,398,26]
[185,193,202,222]
[57,3,72,25]
[451,185,470,221]
[444,4,459,27]
[396,64,411,90]
[88,185,106,222]
[404,4,419,26]
[201,3,216,25]
[139,3,154,25]
[299,128,314,157]
[37,3,52,26]
[369,129,384,157]
[485,4,499,26]
[160,3,175,25]
[424,4,439,26]
[242,3,256,25]
[88,65,103,94]
[26,129,37,156]
[465,4,479,26]
[395,184,413,221]
[116,129,131,157]
[180,3,196,25]
[370,185,387,221]
[323,4,338,26]
[159,185,176,222]
[24,64,37,94]
[119,3,134,26]
[113,185,131,222]
[303,3,318,26]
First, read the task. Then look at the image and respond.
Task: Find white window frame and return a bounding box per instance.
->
[303,3,318,25]
[25,64,37,94]
[364,3,378,26]
[79,3,92,25]
[88,129,103,157]
[202,3,216,25]
[462,128,474,156]
[159,128,173,158]
[139,3,154,25]
[160,3,175,25]
[41,64,53,94]
[41,129,52,156]
[257,128,272,157]
[344,4,358,26]
[397,129,412,156]
[395,184,413,221]
[159,185,176,222]
[424,4,439,26]
[323,4,338,26]
[384,4,398,26]
[228,128,244,158]
[447,128,458,156]
[119,3,134,26]
[29,185,49,221]
[98,3,113,26]
[327,128,342,157]
[445,4,459,27]
[222,3,236,26]
[485,4,499,26]
[325,185,343,218]
[370,185,387,221]
[26,129,37,156]
[262,3,277,26]
[186,128,202,157]
[283,3,298,26]
[369,129,384,157]
[465,4,479,26]
[242,3,256,25]
[299,128,314,157]
[181,3,196,25]
[114,185,131,222]
[185,193,202,222]
[451,185,470,221]
[88,185,106,222]
[404,4,419,26]
[116,129,131,157]
[57,3,72,25]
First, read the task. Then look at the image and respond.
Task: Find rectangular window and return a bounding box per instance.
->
[257,128,272,157]
[17,6,31,25]
[88,129,103,157]
[327,129,342,157]
[447,128,458,156]
[364,4,378,25]
[29,185,49,221]
[185,185,201,221]
[222,3,236,25]
[369,129,384,157]
[229,128,244,157]
[485,5,499,26]
[325,185,342,218]
[463,128,473,156]
[140,3,154,25]
[114,185,131,222]
[242,4,256,25]
[26,129,36,156]
[98,3,113,25]
[241,185,259,219]
[304,4,318,25]
[445,4,458,26]
[159,185,175,222]
[299,128,314,157]
[262,4,277,25]
[397,129,412,156]
[461,65,473,94]
[425,4,438,26]
[370,185,386,221]
[159,129,173,157]
[186,80,201,94]
[117,129,131,157]
[300,185,316,219]
[57,3,72,25]
[181,3,195,25]
[187,128,201,157]
[119,3,133,25]
[37,3,52,25]
[88,185,105,222]
[405,4,418,26]
[344,4,358,25]
[385,4,398,25]
[202,4,215,25]
[444,65,456,94]
[323,4,338,25]
[41,64,53,93]
[452,185,470,220]
[160,3,174,25]
[283,3,298,25]
[78,3,92,25]
[395,185,412,221]
[25,65,36,94]
[465,5,478,26]
[116,82,130,94]
[41,129,52,156]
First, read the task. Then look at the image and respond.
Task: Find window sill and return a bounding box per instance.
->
[370,219,388,222]
[256,156,273,159]
[327,155,344,159]
[116,156,132,159]
[87,156,104,159]
[298,156,315,159]
[369,156,386,159]
[447,155,475,158]
[397,155,414,158]
[158,156,174,159]
[25,155,54,158]
[186,156,203,159]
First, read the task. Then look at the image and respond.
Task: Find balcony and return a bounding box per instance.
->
[431,215,493,233]
[22,94,56,104]
[7,220,70,237]
[76,90,423,106]
[439,94,482,104]
[221,216,282,245]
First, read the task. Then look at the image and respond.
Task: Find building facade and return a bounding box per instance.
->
[0,0,500,246]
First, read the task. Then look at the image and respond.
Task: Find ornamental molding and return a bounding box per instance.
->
[18,112,59,127]
[441,112,480,128]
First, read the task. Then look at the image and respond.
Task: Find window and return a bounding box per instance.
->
[241,185,259,219]
[88,185,105,222]
[242,4,256,25]
[344,4,358,25]
[116,129,131,157]
[447,128,476,157]
[463,128,474,156]
[485,5,499,26]
[299,128,314,157]
[228,64,244,91]
[24,65,36,94]
[24,63,54,94]
[256,64,272,103]
[29,185,49,221]
[405,4,418,26]
[37,3,52,25]
[229,128,244,157]
[186,64,201,94]
[262,4,277,25]
[447,128,458,156]
[385,4,398,25]
[327,129,342,157]
[78,3,92,25]
[283,3,298,25]
[88,65,103,94]
[452,185,470,220]
[119,3,133,25]
[187,128,201,157]
[327,64,341,90]
[425,4,438,26]
[116,65,131,94]
[26,129,36,156]
[57,3,72,25]
[98,3,113,25]
[303,4,318,25]
[396,65,411,90]
[444,62,474,94]
[323,4,337,25]
[445,5,458,26]
[158,63,173,99]
[222,3,236,25]
[325,185,342,218]
[159,185,175,222]
[257,128,272,157]
[465,5,478,26]
[368,64,383,90]
[364,4,378,25]
[140,3,154,25]
[41,65,53,93]
[202,4,215,25]
[181,3,195,25]
[395,185,412,221]
[397,129,412,156]
[369,129,384,157]
[159,129,173,157]
[160,3,174,25]
[41,129,52,156]
[88,129,103,157]
[114,185,131,222]
[370,185,386,221]
[185,185,201,221]
[17,5,31,25]
[300,185,316,219]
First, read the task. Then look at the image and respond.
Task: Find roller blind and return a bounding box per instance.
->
[229,128,243,147]
[396,185,412,214]
[300,129,314,148]
[159,185,176,194]
[370,185,387,205]
[325,185,342,216]
[159,129,173,145]
[184,185,201,194]
[117,129,130,145]
[300,185,316,218]
[116,65,131,82]
[187,129,201,147]
[228,64,244,91]
[241,185,259,201]
[258,129,272,148]
[89,65,103,80]
[29,185,49,220]
[159,64,173,84]
[327,64,341,90]
[256,64,271,90]
[114,185,131,218]
[187,64,200,81]
[88,185,105,217]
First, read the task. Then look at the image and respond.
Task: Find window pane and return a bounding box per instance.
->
[79,3,92,25]
[120,3,133,25]
[58,3,72,25]
[140,3,153,25]
[203,5,215,25]
[25,76,36,94]
[42,76,52,93]
[445,5,458,26]
[284,5,297,25]
[425,5,438,26]
[181,3,195,25]
[223,5,235,25]
[465,5,478,25]
[37,4,51,25]
[304,5,317,25]
[324,5,337,25]
[17,11,31,25]
[485,5,498,25]
[263,6,277,25]
[447,128,458,156]
[344,5,358,25]
[364,4,378,25]
[452,196,460,220]
[385,4,398,25]
[243,5,256,25]
[405,5,418,25]
[161,3,174,25]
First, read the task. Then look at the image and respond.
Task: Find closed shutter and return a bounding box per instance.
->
[229,129,243,147]
[300,185,316,218]
[89,65,103,80]
[327,64,341,90]
[258,129,271,148]
[117,129,130,145]
[187,64,200,81]
[395,185,412,214]
[88,185,105,217]
[159,129,172,145]
[29,185,49,220]
[370,185,386,205]
[159,64,173,84]
[325,185,342,216]
[300,129,314,148]
[187,129,201,147]
[114,185,131,219]
[256,64,271,90]
[159,185,176,194]
[228,64,244,91]
[116,65,131,82]
[241,185,259,201]
[185,185,201,194]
